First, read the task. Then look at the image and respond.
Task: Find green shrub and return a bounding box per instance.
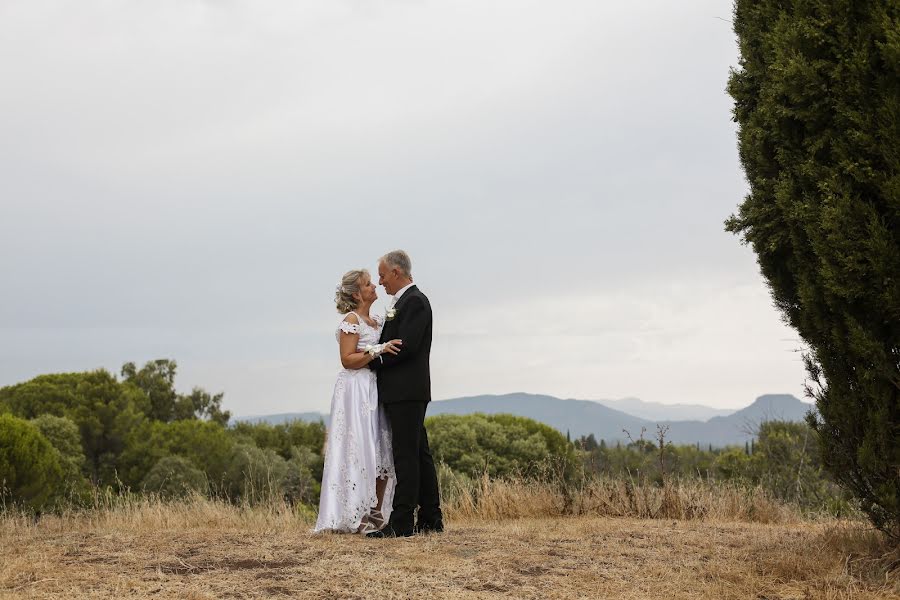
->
[119,419,236,490]
[230,420,326,463]
[283,446,321,504]
[0,415,64,511]
[31,414,90,501]
[141,455,208,498]
[222,444,288,503]
[0,370,147,483]
[714,448,751,481]
[427,413,575,479]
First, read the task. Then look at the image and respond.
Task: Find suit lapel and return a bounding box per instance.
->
[380,285,417,342]
[394,285,418,310]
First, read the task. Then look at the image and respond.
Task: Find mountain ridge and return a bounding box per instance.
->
[235,393,814,446]
[592,396,734,421]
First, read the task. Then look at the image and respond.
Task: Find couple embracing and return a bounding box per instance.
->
[314,250,443,538]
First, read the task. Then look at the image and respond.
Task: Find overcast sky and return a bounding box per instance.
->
[0,1,808,416]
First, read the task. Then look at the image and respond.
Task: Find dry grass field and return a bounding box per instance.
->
[1,492,897,600]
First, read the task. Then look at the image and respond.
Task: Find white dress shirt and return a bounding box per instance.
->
[391,282,415,305]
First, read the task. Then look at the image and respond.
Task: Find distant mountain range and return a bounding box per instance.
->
[235,393,815,447]
[592,397,733,421]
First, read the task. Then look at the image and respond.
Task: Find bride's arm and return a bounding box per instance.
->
[338,314,375,370]
[338,314,400,370]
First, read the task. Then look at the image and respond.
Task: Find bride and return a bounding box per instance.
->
[314,269,401,534]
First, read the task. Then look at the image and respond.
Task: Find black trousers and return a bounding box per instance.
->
[383,401,442,534]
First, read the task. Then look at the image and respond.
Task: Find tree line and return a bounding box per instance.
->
[426,414,849,515]
[0,361,325,511]
[0,361,866,524]
[573,422,846,513]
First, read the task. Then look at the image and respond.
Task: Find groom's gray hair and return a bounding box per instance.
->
[380,250,412,278]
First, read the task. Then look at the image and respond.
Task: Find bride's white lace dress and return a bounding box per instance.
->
[314,313,395,533]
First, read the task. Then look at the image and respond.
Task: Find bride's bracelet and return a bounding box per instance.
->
[364,344,384,358]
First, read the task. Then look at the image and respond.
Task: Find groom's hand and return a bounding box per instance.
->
[371,296,428,370]
[382,339,403,355]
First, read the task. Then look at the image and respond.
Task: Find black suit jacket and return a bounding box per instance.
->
[369,285,432,404]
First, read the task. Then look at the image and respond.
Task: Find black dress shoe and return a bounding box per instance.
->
[365,525,413,538]
[414,520,444,534]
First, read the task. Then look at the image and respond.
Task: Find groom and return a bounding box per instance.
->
[367,250,443,538]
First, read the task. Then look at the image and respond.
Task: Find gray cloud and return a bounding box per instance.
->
[0,1,806,414]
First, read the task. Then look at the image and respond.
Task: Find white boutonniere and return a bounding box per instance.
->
[385,306,398,321]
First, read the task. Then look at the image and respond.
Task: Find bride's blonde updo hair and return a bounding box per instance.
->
[335,269,369,314]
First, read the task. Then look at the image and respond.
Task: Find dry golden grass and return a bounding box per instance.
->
[442,472,799,524]
[1,493,897,600]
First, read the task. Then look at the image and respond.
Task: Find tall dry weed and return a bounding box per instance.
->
[0,491,315,538]
[821,521,900,589]
[0,467,855,537]
[441,468,800,524]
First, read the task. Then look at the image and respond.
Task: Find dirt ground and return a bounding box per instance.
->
[2,516,897,599]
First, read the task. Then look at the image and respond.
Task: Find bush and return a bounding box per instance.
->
[0,370,148,483]
[230,420,326,462]
[222,444,289,503]
[31,414,91,501]
[0,415,64,511]
[283,446,321,504]
[714,448,751,481]
[749,421,844,509]
[141,455,208,498]
[427,413,576,479]
[118,419,236,490]
[229,420,327,495]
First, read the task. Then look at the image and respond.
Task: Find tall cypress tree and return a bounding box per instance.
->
[727,0,899,537]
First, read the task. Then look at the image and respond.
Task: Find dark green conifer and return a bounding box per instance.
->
[727,0,899,536]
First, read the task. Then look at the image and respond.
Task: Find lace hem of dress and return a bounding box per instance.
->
[316,377,394,533]
[317,491,385,533]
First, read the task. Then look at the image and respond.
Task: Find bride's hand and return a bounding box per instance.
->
[382,339,403,355]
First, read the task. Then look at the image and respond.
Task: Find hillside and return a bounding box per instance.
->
[427,393,813,445]
[661,394,815,445]
[425,393,649,440]
[236,393,814,446]
[594,397,734,421]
